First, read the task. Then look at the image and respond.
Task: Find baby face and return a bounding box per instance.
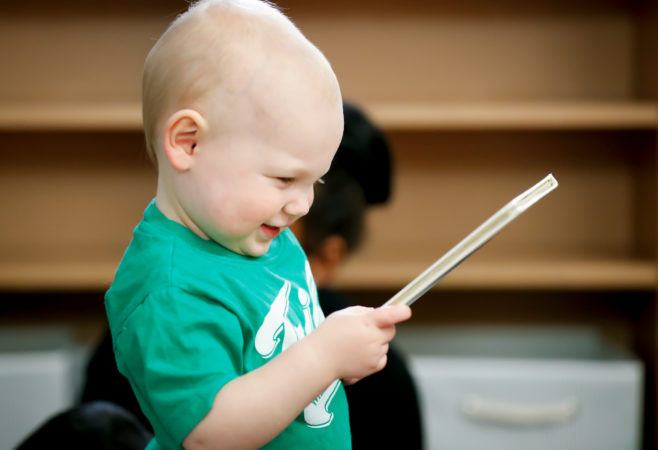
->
[177,55,343,257]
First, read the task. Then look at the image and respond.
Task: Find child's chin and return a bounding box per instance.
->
[243,241,271,257]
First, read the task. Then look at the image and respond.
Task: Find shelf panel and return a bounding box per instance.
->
[366,102,658,130]
[0,261,115,292]
[0,259,653,292]
[0,102,655,131]
[0,103,142,131]
[334,259,657,291]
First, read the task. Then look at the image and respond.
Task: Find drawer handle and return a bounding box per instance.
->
[461,394,579,427]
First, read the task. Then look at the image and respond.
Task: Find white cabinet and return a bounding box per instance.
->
[396,326,643,450]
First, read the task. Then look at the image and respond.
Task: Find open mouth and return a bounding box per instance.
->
[260,224,282,238]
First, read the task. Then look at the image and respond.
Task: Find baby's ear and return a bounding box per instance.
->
[162,109,208,171]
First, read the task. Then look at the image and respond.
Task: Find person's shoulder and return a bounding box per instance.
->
[108,225,179,296]
[108,284,241,346]
[105,209,203,335]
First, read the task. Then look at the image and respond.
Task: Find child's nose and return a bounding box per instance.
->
[283,187,314,219]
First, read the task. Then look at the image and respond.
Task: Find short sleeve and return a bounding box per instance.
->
[114,287,244,449]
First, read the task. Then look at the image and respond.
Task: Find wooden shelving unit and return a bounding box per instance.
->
[366,102,658,130]
[1,258,653,293]
[0,261,116,292]
[1,101,655,131]
[0,103,143,131]
[337,259,656,291]
[0,0,655,447]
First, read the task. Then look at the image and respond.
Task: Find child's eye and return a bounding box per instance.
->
[276,177,295,185]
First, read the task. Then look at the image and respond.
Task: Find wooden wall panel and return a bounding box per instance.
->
[358,131,653,262]
[0,7,638,105]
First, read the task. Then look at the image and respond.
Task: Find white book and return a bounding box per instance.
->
[384,174,559,307]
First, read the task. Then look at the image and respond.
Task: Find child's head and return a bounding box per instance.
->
[143,0,343,257]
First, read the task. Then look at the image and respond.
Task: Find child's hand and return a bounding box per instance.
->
[311,305,412,384]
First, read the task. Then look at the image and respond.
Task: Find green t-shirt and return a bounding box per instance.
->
[105,200,351,450]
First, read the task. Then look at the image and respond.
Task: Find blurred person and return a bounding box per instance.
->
[293,102,423,450]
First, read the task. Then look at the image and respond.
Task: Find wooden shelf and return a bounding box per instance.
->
[0,261,115,292]
[365,102,658,131]
[0,102,142,131]
[1,101,655,132]
[334,259,657,291]
[0,259,653,292]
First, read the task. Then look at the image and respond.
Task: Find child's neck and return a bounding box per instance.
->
[155,178,210,241]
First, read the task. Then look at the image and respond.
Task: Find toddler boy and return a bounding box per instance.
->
[105,1,411,449]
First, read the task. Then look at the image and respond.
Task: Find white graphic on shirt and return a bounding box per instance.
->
[254,262,337,428]
[255,281,302,358]
[305,261,325,328]
[304,379,341,428]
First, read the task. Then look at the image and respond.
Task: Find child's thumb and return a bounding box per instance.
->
[371,304,412,327]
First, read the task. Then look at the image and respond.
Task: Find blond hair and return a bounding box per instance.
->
[142,0,288,162]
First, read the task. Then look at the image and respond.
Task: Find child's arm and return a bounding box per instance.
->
[183,304,411,450]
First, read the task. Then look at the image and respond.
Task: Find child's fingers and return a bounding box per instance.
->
[371,304,412,327]
[379,325,396,342]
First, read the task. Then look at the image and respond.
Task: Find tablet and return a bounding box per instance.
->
[384,174,559,307]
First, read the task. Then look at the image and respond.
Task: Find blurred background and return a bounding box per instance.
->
[0,1,655,449]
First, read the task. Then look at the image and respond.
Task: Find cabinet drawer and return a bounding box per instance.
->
[396,327,643,450]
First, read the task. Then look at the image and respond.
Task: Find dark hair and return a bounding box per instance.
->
[302,102,392,255]
[16,401,152,450]
[304,170,366,255]
[331,102,392,205]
